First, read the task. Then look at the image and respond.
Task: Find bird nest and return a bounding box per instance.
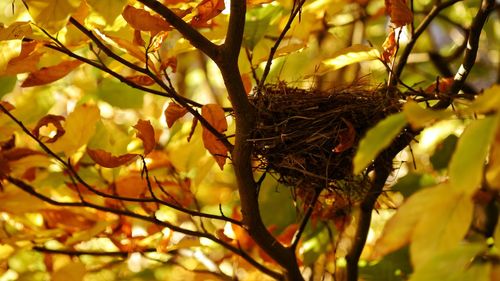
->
[249,83,401,192]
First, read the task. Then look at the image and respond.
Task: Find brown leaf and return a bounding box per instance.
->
[3,148,44,161]
[32,114,66,143]
[122,5,171,34]
[425,77,454,94]
[191,0,225,27]
[42,209,96,233]
[21,60,83,87]
[87,148,138,168]
[165,102,188,128]
[133,119,155,155]
[386,0,413,27]
[159,56,177,72]
[381,30,397,63]
[126,75,155,86]
[201,104,228,170]
[333,119,356,153]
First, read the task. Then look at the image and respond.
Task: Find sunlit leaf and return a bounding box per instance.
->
[165,102,188,128]
[201,104,228,170]
[244,4,282,50]
[449,115,499,194]
[403,101,452,130]
[23,0,81,33]
[0,40,22,73]
[191,0,225,27]
[0,22,32,41]
[86,0,127,24]
[410,190,473,268]
[87,148,138,168]
[133,119,155,155]
[464,84,500,114]
[0,186,47,214]
[21,60,83,87]
[408,243,487,281]
[32,114,66,143]
[322,45,381,72]
[373,184,446,258]
[65,221,110,245]
[122,5,171,34]
[0,76,17,98]
[48,104,100,156]
[486,125,500,190]
[353,112,406,174]
[51,260,86,281]
[381,30,396,63]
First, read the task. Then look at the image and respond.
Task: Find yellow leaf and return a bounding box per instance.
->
[86,0,127,24]
[322,44,381,72]
[51,260,86,281]
[373,184,446,258]
[23,0,81,34]
[0,22,32,41]
[486,119,500,191]
[0,185,47,215]
[201,104,228,170]
[48,104,100,156]
[403,101,452,130]
[0,40,22,73]
[410,191,473,268]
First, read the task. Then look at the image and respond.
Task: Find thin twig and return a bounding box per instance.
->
[290,188,321,250]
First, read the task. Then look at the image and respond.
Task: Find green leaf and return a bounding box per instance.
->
[449,115,499,194]
[354,112,407,174]
[86,0,128,24]
[408,243,487,281]
[410,190,473,268]
[96,78,144,109]
[403,101,452,129]
[430,134,458,171]
[392,173,437,197]
[322,45,381,71]
[23,0,81,34]
[0,76,17,98]
[244,5,282,50]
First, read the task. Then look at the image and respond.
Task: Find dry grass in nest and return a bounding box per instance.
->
[249,83,401,194]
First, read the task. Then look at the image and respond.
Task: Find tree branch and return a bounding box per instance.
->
[6,176,281,280]
[137,0,221,61]
[390,0,462,86]
[33,246,157,257]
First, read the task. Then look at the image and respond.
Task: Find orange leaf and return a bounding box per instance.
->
[387,0,413,27]
[114,174,147,198]
[42,209,96,233]
[122,5,171,34]
[164,102,188,128]
[21,60,83,87]
[87,148,138,168]
[0,101,15,112]
[425,77,454,94]
[277,224,299,246]
[159,56,177,72]
[126,75,155,86]
[201,104,228,170]
[133,29,145,46]
[333,119,356,153]
[32,114,66,143]
[2,41,43,75]
[381,30,397,63]
[133,119,155,155]
[191,0,225,27]
[3,148,44,161]
[187,117,198,142]
[241,73,252,95]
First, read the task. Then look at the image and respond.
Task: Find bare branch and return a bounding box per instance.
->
[137,0,220,61]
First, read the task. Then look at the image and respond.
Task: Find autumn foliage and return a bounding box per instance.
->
[0,0,499,281]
